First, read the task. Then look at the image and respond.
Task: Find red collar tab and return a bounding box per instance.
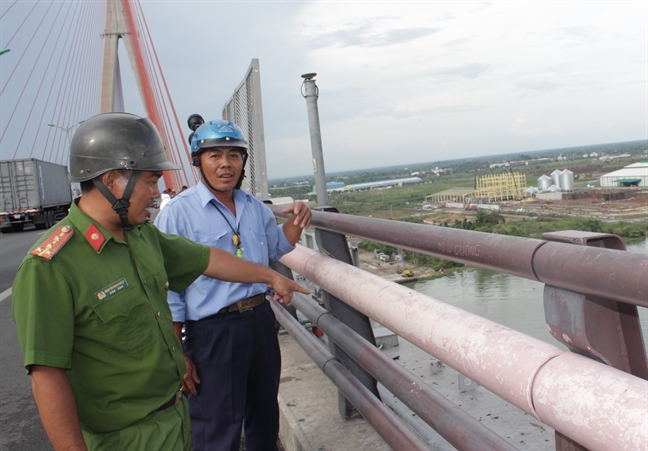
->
[30,225,74,260]
[85,223,106,252]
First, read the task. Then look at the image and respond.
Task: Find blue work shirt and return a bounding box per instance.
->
[154,182,295,322]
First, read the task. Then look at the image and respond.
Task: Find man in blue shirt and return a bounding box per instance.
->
[155,119,311,451]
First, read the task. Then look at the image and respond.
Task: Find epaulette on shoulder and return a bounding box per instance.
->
[30,225,74,260]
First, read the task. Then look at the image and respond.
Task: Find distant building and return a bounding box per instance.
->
[429,167,450,176]
[599,162,648,187]
[489,163,510,169]
[599,153,631,161]
[312,181,346,193]
[345,177,423,191]
[425,187,473,203]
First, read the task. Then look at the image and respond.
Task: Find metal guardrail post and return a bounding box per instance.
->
[313,206,380,420]
[541,230,648,451]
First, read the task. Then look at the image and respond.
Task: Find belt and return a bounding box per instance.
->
[156,388,182,412]
[218,293,265,314]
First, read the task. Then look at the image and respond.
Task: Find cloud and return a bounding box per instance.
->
[309,22,439,48]
[444,38,472,48]
[435,63,491,79]
[312,21,375,48]
[2,1,645,180]
[435,12,457,22]
[511,117,562,137]
[553,25,601,47]
[517,75,560,91]
[377,27,440,46]
[376,104,485,119]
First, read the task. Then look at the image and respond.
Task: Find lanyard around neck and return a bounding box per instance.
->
[213,201,244,258]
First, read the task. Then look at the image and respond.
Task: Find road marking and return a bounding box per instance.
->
[0,288,11,302]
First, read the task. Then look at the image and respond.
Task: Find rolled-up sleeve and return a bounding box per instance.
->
[167,290,186,322]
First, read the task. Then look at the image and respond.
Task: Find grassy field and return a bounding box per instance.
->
[329,180,460,217]
[317,156,645,218]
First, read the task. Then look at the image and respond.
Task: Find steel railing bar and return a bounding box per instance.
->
[290,291,519,451]
[269,206,647,307]
[279,245,647,451]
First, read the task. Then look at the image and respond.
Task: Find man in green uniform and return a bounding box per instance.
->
[12,112,307,451]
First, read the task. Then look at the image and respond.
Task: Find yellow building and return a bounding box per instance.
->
[475,172,527,202]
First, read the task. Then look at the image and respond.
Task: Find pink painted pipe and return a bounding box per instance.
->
[281,245,647,451]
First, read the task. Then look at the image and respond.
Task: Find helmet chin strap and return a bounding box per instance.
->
[92,171,142,231]
[198,164,221,194]
[234,153,248,189]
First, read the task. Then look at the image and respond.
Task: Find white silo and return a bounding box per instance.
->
[550,169,562,189]
[547,184,561,192]
[538,175,552,191]
[559,169,574,191]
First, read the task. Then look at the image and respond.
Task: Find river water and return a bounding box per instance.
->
[409,238,647,349]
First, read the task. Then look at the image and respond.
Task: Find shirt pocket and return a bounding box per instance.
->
[250,230,270,265]
[196,230,228,247]
[92,292,158,355]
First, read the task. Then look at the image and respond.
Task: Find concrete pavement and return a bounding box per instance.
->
[277,331,392,451]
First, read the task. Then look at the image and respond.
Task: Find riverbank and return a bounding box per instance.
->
[355,246,449,283]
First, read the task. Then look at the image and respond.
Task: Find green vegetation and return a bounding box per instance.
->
[357,240,465,272]
[268,185,311,199]
[328,179,470,217]
[444,211,646,239]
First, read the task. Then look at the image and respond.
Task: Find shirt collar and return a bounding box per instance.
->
[67,198,131,253]
[196,181,251,210]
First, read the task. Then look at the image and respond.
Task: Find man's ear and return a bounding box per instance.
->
[101,170,123,195]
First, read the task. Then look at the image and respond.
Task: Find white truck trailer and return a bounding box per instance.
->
[0,159,73,233]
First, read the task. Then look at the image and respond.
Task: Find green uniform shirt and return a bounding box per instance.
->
[12,200,210,434]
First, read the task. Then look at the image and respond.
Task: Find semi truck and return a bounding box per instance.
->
[0,159,73,233]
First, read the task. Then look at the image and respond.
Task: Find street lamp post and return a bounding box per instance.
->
[47,121,85,144]
[301,72,328,207]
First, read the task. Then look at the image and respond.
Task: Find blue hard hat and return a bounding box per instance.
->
[190,119,249,188]
[190,120,248,159]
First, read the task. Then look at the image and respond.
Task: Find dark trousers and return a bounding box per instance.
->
[184,300,281,451]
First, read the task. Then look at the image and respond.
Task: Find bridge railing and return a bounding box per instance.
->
[268,205,647,451]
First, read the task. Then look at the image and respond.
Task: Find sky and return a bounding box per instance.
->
[2,1,647,180]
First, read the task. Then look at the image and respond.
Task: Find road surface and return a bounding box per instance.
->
[0,226,53,451]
